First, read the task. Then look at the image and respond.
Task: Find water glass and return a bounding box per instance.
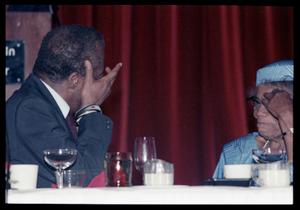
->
[134,137,157,174]
[57,170,85,188]
[104,152,132,187]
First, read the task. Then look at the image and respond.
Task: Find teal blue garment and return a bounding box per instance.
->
[212,132,293,186]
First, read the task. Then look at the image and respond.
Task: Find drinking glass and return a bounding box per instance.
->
[61,170,85,188]
[104,152,132,187]
[252,148,286,163]
[144,159,174,186]
[134,137,157,176]
[251,160,290,187]
[44,149,78,189]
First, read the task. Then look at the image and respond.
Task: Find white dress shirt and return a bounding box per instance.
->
[40,79,70,118]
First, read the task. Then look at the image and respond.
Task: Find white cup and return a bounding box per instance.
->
[224,164,252,179]
[9,164,38,190]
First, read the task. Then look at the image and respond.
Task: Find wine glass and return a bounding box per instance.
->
[252,148,286,163]
[44,149,78,189]
[134,137,157,177]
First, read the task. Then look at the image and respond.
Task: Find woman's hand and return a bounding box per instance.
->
[262,88,293,164]
[262,89,293,122]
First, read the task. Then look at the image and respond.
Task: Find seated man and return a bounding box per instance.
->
[6,25,122,188]
[212,60,293,185]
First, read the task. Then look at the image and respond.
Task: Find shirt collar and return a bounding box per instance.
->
[40,79,70,118]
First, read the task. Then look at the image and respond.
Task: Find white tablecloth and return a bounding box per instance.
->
[7,185,293,204]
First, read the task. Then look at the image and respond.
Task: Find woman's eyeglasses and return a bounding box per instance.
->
[245,96,262,109]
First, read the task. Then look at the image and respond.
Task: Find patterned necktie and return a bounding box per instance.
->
[65,112,77,140]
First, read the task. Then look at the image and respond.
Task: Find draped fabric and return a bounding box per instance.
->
[54,5,294,185]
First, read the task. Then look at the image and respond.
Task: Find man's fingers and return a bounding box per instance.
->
[84,60,93,84]
[113,62,122,71]
[104,62,122,81]
[110,62,122,78]
[105,62,122,74]
[84,60,92,71]
[105,67,111,74]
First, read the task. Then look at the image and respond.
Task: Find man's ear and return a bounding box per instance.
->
[66,72,82,90]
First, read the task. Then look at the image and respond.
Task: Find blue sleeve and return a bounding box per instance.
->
[212,149,226,179]
[74,112,113,185]
[212,133,258,179]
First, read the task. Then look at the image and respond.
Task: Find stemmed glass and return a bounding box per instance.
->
[44,149,78,189]
[134,137,157,179]
[252,148,286,163]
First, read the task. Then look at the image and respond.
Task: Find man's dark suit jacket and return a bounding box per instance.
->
[6,73,113,188]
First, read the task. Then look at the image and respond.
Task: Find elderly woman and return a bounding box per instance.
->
[212,60,293,185]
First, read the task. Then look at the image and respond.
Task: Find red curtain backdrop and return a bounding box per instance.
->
[55,5,293,185]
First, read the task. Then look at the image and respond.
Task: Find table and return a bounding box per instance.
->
[7,185,293,204]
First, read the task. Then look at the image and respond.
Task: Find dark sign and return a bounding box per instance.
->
[6,40,25,84]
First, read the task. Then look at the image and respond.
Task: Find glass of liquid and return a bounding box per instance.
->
[104,152,132,187]
[134,137,157,178]
[44,149,78,189]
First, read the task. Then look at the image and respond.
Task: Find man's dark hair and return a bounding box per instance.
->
[33,24,105,83]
